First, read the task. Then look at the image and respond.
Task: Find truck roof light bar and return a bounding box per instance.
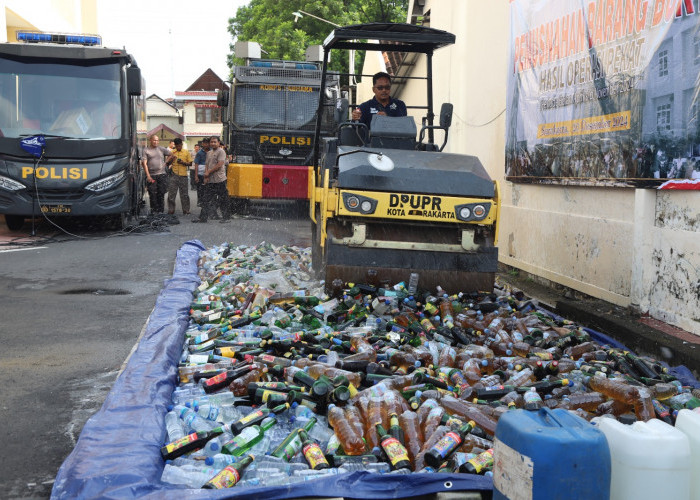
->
[16,31,102,46]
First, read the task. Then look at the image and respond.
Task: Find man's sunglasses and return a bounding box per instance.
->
[374,85,391,90]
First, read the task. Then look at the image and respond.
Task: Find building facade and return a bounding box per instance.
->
[173,69,226,151]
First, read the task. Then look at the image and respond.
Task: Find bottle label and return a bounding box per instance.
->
[237,409,263,427]
[468,449,494,473]
[205,465,240,489]
[431,431,462,460]
[164,432,197,454]
[280,432,303,460]
[204,371,228,387]
[381,436,409,466]
[223,427,257,454]
[302,442,328,469]
[259,354,276,363]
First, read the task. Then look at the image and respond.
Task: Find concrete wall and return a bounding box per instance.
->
[393,0,700,335]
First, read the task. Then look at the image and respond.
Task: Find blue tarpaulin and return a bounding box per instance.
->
[51,240,492,499]
[52,241,699,499]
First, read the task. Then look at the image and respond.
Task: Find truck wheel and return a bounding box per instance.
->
[4,215,25,231]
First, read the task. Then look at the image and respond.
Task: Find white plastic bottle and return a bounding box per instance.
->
[675,409,700,500]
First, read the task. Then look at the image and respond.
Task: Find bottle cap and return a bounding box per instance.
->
[205,456,214,466]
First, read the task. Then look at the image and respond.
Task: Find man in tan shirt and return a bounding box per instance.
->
[193,136,230,223]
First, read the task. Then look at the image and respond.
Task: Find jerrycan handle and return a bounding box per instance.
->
[539,407,564,428]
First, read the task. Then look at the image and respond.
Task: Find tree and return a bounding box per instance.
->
[226,0,408,76]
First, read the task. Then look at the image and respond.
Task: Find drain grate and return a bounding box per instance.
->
[60,288,130,296]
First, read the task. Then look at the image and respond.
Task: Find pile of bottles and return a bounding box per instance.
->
[160,242,700,490]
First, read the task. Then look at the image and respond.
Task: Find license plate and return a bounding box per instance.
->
[40,204,72,214]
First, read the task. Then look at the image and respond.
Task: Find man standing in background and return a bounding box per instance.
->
[193,138,209,208]
[190,143,200,189]
[193,136,230,223]
[165,138,192,215]
[141,135,171,214]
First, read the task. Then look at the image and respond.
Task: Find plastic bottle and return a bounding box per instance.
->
[399,411,424,463]
[270,417,317,461]
[161,463,220,488]
[327,404,366,455]
[202,455,254,489]
[165,410,186,442]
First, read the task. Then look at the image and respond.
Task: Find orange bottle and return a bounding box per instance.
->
[365,396,383,449]
[306,364,362,388]
[344,406,367,450]
[228,366,266,396]
[585,376,639,405]
[327,405,365,455]
[439,396,498,437]
[349,334,373,354]
[399,410,424,463]
[416,398,441,428]
[422,405,445,438]
[461,358,484,384]
[437,346,457,368]
[558,392,607,412]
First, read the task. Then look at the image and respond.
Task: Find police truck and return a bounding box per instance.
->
[0,31,145,231]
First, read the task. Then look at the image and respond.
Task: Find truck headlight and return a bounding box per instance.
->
[0,175,26,191]
[455,202,491,222]
[85,171,126,192]
[342,192,377,214]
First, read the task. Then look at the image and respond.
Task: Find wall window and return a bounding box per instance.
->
[657,103,671,131]
[658,49,668,77]
[196,106,220,123]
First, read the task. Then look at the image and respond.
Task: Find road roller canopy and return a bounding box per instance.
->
[322,23,455,54]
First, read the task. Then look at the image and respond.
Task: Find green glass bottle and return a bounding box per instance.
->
[388,412,405,446]
[230,403,288,434]
[202,454,254,489]
[222,417,276,456]
[424,420,475,468]
[271,417,317,461]
[376,422,411,470]
[300,429,330,470]
[160,426,225,461]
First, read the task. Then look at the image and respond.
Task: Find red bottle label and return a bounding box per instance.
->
[302,442,328,469]
[382,437,409,466]
[204,371,227,387]
[205,465,240,489]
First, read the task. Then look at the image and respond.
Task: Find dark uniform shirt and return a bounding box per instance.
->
[358,96,407,129]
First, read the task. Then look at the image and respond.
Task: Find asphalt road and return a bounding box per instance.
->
[0,192,311,499]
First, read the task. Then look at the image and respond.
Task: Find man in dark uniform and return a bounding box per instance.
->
[351,72,407,129]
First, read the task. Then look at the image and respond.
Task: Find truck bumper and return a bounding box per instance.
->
[0,180,130,216]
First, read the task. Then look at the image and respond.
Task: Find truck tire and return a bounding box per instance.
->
[4,215,25,231]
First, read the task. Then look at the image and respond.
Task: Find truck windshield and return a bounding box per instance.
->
[233,85,318,131]
[0,58,122,140]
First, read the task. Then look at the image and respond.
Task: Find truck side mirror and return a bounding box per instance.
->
[217,89,229,107]
[127,67,142,96]
[335,98,349,124]
[440,103,453,129]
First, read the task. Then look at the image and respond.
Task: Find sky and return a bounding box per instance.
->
[97,0,250,99]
